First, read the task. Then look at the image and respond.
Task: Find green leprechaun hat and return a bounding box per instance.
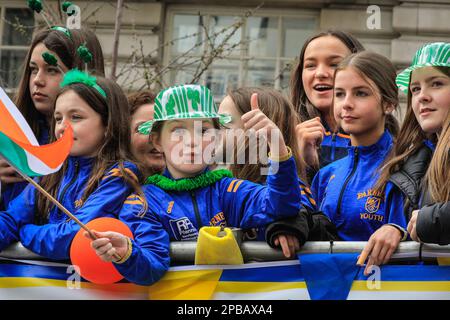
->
[138,84,231,135]
[396,42,450,94]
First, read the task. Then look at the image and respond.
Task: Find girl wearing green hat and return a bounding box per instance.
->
[88,84,304,285]
[376,42,450,246]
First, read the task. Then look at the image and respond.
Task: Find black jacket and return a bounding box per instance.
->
[265,208,339,249]
[389,143,449,245]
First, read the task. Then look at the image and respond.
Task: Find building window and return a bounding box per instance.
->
[0,6,34,91]
[164,7,318,99]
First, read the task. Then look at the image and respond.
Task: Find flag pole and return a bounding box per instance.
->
[0,154,122,260]
[21,174,94,236]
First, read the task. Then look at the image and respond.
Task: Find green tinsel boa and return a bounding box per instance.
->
[145,169,233,191]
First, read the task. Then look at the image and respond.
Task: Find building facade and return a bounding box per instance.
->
[1,0,450,103]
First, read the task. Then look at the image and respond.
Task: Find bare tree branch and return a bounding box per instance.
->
[110,0,124,81]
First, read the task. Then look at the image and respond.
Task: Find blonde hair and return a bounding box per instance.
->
[376,66,450,200]
[425,111,450,202]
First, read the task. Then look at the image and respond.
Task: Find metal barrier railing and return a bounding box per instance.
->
[1,241,450,264]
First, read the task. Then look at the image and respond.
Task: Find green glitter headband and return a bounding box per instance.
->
[50,26,72,39]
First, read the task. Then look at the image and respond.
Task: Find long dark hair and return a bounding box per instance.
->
[14,26,105,139]
[36,76,145,222]
[290,30,365,124]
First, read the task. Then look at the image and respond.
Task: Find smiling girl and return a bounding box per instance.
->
[290,30,366,181]
[375,42,450,246]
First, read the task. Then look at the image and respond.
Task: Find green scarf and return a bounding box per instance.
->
[145,169,233,191]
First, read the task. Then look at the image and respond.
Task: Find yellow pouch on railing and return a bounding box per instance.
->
[195,226,244,265]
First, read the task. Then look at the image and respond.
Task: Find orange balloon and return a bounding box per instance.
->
[70,217,134,285]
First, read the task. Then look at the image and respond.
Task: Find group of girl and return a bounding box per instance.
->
[0,24,448,286]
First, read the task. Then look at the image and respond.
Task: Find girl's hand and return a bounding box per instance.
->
[407,210,420,242]
[84,230,129,263]
[241,93,288,159]
[274,234,300,258]
[359,225,402,276]
[295,117,325,167]
[0,159,24,184]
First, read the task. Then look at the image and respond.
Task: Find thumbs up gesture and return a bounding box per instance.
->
[241,93,289,160]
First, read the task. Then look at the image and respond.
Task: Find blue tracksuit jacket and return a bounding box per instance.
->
[310,130,407,241]
[0,156,139,260]
[306,121,350,181]
[113,156,303,285]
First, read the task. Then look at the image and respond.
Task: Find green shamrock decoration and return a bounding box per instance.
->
[165,94,176,115]
[186,87,200,111]
[77,44,93,63]
[27,0,43,13]
[61,1,75,16]
[42,52,58,66]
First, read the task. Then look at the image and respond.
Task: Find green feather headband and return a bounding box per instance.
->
[60,69,107,98]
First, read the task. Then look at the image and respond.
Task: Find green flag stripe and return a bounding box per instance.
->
[0,132,41,177]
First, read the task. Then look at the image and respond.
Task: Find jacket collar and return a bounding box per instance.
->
[423,139,436,152]
[67,155,94,169]
[347,130,393,159]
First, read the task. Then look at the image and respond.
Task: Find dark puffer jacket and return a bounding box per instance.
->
[389,141,450,245]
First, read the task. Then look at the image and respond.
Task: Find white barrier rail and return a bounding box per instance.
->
[1,241,449,263]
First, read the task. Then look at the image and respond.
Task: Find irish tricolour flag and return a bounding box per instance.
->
[0,87,72,177]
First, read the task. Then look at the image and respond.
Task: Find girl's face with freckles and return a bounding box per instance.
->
[410,66,450,134]
[153,118,218,179]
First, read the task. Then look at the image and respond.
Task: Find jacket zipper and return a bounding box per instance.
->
[190,191,203,230]
[336,148,359,220]
[57,160,79,217]
[331,133,337,162]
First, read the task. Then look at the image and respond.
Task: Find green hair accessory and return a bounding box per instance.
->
[27,0,43,13]
[61,1,75,16]
[50,26,72,39]
[145,169,233,191]
[77,44,93,63]
[42,52,58,66]
[61,69,106,98]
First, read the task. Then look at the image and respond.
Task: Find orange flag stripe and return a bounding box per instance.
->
[8,124,73,169]
[0,99,34,144]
